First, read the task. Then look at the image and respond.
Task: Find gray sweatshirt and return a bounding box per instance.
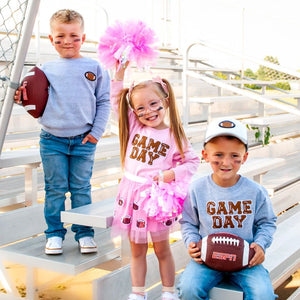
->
[180,175,277,252]
[40,57,110,140]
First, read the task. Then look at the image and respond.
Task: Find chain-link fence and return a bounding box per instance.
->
[0,0,28,112]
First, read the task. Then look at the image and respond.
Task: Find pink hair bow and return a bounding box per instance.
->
[128,76,169,100]
[152,76,169,97]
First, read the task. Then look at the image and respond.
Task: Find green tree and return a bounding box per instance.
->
[244,68,257,79]
[256,56,291,90]
[213,72,228,79]
[244,68,261,89]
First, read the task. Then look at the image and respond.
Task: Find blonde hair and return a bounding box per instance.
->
[50,9,84,32]
[118,79,188,167]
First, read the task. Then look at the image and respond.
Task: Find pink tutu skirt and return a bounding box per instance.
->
[111,173,188,244]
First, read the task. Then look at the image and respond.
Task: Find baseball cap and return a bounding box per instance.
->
[204,117,248,149]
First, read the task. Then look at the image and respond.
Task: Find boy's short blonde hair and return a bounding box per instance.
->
[50,9,84,32]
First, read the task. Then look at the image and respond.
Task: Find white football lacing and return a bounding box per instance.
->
[212,236,240,246]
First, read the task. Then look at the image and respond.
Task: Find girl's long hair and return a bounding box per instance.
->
[118,79,188,167]
[118,87,131,167]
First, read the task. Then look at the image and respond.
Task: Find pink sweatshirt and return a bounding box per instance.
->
[110,80,200,182]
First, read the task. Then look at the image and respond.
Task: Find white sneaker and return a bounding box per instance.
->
[162,292,179,300]
[128,294,147,300]
[45,237,63,255]
[78,236,97,254]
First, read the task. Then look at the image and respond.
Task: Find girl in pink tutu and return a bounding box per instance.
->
[110,63,200,300]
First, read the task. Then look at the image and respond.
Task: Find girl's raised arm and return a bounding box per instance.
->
[110,62,129,116]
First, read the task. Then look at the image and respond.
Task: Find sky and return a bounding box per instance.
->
[34,0,300,71]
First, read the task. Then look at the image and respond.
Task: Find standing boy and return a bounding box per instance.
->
[178,117,277,299]
[15,9,110,254]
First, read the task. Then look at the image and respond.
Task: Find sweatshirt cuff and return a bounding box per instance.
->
[254,239,267,252]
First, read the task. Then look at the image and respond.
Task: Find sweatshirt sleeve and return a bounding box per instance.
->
[90,67,111,140]
[180,185,202,248]
[110,80,124,117]
[253,187,277,252]
[172,141,200,182]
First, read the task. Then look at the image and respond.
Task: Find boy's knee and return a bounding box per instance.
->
[244,282,276,300]
[178,276,207,300]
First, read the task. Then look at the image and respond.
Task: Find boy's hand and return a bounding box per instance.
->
[248,242,265,267]
[153,169,175,183]
[114,61,129,81]
[14,86,24,104]
[188,241,203,264]
[82,134,98,144]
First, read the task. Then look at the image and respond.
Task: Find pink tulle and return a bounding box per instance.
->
[98,20,159,69]
[142,180,188,222]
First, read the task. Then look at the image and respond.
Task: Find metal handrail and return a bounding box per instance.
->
[182,41,300,127]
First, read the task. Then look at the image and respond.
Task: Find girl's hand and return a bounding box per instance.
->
[114,61,129,81]
[248,242,265,267]
[188,241,203,264]
[153,169,175,183]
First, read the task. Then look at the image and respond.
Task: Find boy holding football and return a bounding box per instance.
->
[15,9,110,255]
[178,118,277,299]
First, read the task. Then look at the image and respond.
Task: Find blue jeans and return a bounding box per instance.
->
[40,130,96,241]
[177,259,277,300]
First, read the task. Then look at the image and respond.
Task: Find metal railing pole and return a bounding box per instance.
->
[182,42,203,128]
[0,0,41,156]
[182,46,188,128]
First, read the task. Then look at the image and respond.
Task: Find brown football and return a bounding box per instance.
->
[20,66,49,118]
[198,232,255,272]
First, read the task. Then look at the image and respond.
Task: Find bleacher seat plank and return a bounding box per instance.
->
[0,227,120,275]
[271,181,300,215]
[286,287,300,300]
[264,205,300,289]
[92,185,119,201]
[244,113,300,127]
[0,204,45,245]
[0,149,40,169]
[62,197,115,229]
[0,203,121,298]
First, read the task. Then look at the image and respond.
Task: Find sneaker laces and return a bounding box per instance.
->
[46,236,62,248]
[79,236,97,247]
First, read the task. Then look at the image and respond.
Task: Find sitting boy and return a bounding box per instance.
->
[178,117,277,300]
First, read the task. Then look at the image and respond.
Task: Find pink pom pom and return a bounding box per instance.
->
[98,20,159,69]
[142,180,189,222]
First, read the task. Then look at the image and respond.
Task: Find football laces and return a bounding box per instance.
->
[212,236,240,246]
